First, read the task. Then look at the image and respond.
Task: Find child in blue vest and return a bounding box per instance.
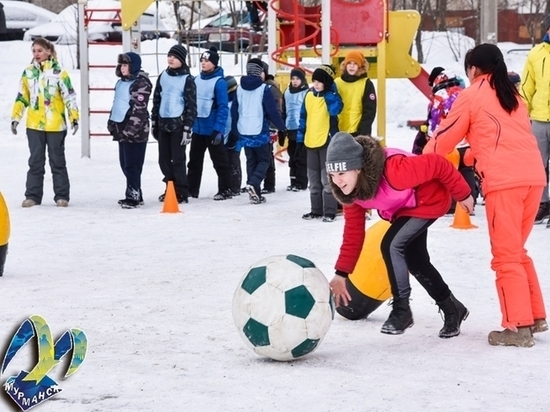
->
[107,52,152,209]
[224,75,242,196]
[151,45,197,204]
[298,64,343,222]
[281,67,309,191]
[187,47,233,201]
[231,59,285,204]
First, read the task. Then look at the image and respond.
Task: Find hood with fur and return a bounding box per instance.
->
[329,135,386,204]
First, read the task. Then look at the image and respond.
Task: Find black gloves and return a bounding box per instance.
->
[278,130,286,147]
[226,134,238,150]
[180,126,192,146]
[151,121,158,140]
[210,130,223,145]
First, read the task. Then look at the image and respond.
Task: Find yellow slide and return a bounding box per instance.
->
[0,192,10,276]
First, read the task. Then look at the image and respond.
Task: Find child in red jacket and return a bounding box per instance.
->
[327,133,474,337]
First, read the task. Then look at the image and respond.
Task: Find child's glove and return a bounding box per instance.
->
[10,121,18,135]
[71,121,79,135]
[278,130,286,147]
[180,126,192,146]
[226,134,238,150]
[210,130,223,145]
[151,121,159,140]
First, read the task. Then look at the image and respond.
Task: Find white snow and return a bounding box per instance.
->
[0,31,549,411]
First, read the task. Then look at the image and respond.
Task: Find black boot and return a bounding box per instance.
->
[534,202,550,224]
[381,298,413,335]
[436,293,469,338]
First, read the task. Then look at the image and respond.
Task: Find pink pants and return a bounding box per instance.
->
[485,185,546,329]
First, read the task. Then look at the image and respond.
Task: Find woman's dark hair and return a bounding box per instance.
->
[464,43,518,114]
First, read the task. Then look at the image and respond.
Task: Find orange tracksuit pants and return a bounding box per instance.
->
[485,185,546,329]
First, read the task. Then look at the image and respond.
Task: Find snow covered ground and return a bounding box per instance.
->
[1,32,549,411]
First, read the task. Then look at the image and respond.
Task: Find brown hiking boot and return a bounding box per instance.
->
[488,327,534,348]
[532,319,548,334]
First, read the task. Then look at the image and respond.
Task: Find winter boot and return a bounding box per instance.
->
[213,189,233,201]
[534,201,550,224]
[532,319,548,334]
[436,293,469,338]
[381,298,414,335]
[120,199,140,209]
[488,327,534,348]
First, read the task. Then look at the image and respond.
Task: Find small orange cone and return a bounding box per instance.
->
[450,205,477,229]
[161,181,181,213]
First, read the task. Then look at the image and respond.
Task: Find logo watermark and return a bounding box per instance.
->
[1,315,87,411]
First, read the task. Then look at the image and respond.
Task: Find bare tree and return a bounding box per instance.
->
[512,0,547,46]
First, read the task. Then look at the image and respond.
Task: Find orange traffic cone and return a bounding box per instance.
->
[450,205,477,229]
[161,181,181,213]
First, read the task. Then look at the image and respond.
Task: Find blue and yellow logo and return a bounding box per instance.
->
[1,315,87,411]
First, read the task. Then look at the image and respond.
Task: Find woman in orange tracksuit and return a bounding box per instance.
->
[424,44,547,347]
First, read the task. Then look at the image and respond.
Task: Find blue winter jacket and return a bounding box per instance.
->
[231,75,285,148]
[192,66,228,136]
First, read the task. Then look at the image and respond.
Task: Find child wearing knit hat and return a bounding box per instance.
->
[150,43,197,204]
[231,58,286,204]
[281,67,309,191]
[334,50,377,136]
[326,133,473,338]
[297,64,343,222]
[187,46,234,201]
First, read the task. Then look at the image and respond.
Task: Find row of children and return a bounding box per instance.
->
[109,46,379,214]
[10,38,377,215]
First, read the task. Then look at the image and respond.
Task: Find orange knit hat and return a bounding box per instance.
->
[343,50,365,68]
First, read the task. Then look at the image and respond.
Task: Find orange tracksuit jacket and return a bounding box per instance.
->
[426,74,546,329]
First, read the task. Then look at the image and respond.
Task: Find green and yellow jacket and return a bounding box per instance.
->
[11,58,79,132]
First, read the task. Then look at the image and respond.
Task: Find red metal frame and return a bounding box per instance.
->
[84,7,122,137]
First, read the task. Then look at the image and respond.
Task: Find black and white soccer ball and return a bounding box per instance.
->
[232,255,334,361]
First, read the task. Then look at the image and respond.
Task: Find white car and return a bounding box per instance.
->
[23,0,170,45]
[0,0,56,41]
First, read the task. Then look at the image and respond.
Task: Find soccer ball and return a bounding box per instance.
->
[232,254,334,361]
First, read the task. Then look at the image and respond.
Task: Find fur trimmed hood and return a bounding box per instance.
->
[329,135,386,204]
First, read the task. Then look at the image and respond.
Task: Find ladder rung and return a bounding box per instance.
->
[89,41,122,46]
[89,87,114,91]
[89,133,111,137]
[89,64,117,69]
[90,110,110,114]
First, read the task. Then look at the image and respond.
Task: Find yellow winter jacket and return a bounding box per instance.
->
[520,42,550,121]
[303,92,330,148]
[11,58,79,132]
[334,76,367,133]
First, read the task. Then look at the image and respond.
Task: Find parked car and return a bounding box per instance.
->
[0,0,56,41]
[182,10,266,53]
[23,0,170,45]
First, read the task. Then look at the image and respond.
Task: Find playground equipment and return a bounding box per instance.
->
[79,0,432,155]
[0,192,10,277]
[269,0,431,141]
